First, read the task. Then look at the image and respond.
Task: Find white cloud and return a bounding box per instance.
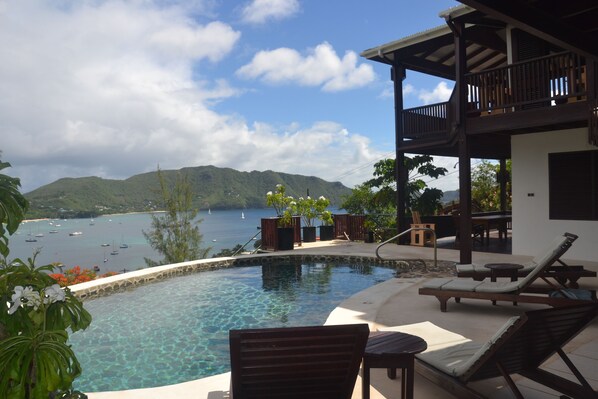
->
[0,2,383,193]
[417,81,453,104]
[236,42,375,92]
[240,0,299,24]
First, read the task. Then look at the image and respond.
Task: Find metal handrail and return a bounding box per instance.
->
[375,227,437,267]
[232,230,262,256]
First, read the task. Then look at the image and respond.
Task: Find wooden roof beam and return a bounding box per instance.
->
[459,0,598,59]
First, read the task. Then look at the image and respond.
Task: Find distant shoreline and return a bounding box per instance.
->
[21,211,167,223]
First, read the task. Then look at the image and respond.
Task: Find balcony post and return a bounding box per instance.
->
[499,158,508,213]
[447,17,473,264]
[393,61,408,241]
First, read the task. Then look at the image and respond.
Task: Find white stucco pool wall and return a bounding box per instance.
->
[511,127,598,261]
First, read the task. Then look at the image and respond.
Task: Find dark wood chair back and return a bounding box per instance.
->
[229,323,369,399]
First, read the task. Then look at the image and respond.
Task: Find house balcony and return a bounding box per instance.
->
[400,52,595,156]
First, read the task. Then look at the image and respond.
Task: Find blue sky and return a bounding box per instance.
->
[1,0,460,193]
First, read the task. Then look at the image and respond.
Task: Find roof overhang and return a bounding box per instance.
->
[360,6,508,79]
[458,0,598,60]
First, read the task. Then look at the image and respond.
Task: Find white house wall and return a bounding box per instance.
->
[511,128,597,262]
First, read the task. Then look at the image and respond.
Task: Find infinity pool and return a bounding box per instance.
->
[70,261,397,392]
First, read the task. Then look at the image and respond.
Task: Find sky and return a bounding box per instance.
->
[1,0,461,194]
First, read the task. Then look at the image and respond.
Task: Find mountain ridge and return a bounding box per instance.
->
[24,165,353,219]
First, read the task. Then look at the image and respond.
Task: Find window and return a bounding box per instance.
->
[549,150,598,220]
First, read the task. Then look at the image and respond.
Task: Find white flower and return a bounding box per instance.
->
[8,286,42,314]
[266,191,273,196]
[289,201,296,206]
[319,196,326,201]
[276,184,282,188]
[44,284,66,305]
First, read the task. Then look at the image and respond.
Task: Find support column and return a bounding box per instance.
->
[392,62,408,240]
[448,17,472,264]
[499,158,507,213]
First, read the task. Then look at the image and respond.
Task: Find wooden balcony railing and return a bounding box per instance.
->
[466,51,586,115]
[402,102,450,140]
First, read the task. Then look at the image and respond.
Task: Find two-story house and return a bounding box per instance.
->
[361,1,597,264]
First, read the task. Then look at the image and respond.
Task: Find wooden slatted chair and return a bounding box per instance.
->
[229,323,369,399]
[419,232,597,312]
[410,210,435,246]
[385,303,598,399]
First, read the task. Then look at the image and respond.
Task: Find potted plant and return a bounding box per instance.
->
[319,210,335,241]
[266,184,296,250]
[0,255,92,399]
[296,196,318,242]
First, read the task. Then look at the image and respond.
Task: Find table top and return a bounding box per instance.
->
[484,263,524,271]
[471,214,512,222]
[365,331,427,358]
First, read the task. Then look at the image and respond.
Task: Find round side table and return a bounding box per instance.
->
[362,331,427,399]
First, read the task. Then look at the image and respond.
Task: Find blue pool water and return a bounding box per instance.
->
[70,262,396,392]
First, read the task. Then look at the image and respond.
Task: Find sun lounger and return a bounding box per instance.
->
[229,323,369,399]
[381,303,598,399]
[456,233,596,287]
[419,232,597,311]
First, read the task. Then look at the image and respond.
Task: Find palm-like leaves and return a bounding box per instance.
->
[0,161,29,257]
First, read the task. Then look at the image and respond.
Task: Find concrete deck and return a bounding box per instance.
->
[86,239,598,399]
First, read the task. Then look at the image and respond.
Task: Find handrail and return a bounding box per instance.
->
[233,230,262,256]
[375,227,437,267]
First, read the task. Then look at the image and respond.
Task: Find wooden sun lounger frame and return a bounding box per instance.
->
[457,260,596,289]
[414,304,598,399]
[420,232,597,312]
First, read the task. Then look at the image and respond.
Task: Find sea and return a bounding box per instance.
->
[8,209,279,274]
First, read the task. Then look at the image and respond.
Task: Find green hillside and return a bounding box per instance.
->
[24,166,353,219]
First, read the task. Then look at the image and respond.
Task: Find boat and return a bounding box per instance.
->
[119,243,129,249]
[89,219,95,226]
[110,241,119,255]
[25,238,37,242]
[35,233,44,237]
[241,211,245,219]
[101,243,110,247]
[93,265,100,272]
[208,208,211,215]
[69,231,83,236]
[49,230,58,234]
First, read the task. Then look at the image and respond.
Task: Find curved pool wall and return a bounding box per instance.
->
[70,253,411,300]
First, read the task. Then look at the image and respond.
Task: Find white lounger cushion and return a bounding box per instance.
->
[455,234,569,277]
[387,317,521,378]
[379,321,471,352]
[427,234,571,294]
[456,262,536,274]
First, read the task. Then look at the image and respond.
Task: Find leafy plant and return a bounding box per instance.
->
[143,168,211,266]
[296,196,330,227]
[265,184,293,216]
[266,184,296,227]
[320,210,334,226]
[0,161,29,258]
[472,160,512,211]
[0,256,91,399]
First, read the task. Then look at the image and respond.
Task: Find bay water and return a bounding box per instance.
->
[9,209,277,273]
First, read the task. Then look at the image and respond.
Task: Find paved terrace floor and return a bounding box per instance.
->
[87,238,598,399]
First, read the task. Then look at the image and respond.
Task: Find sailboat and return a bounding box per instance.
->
[110,241,119,255]
[241,211,245,219]
[208,208,211,215]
